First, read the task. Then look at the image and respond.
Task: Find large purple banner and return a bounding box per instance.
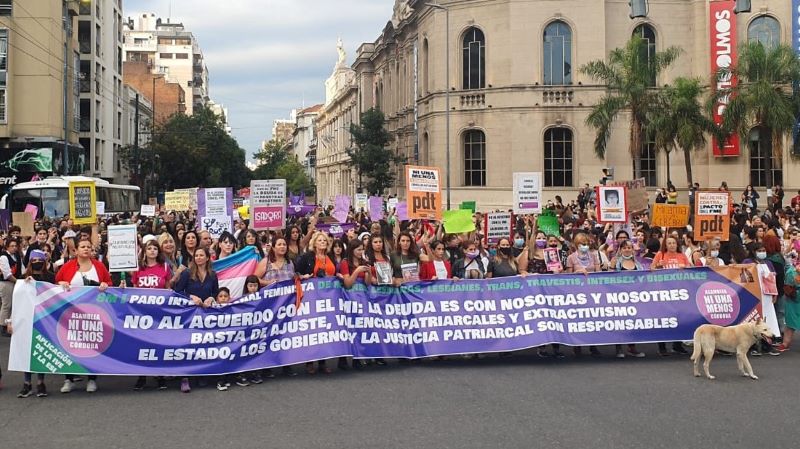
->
[8,266,763,376]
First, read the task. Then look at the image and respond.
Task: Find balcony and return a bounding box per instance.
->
[460,92,485,108]
[541,89,574,105]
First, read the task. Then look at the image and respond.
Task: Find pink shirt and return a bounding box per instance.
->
[132,263,172,289]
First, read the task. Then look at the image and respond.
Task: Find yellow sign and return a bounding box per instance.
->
[68,181,97,225]
[165,190,191,210]
[650,204,690,228]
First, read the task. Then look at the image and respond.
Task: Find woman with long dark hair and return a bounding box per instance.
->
[179,230,199,267]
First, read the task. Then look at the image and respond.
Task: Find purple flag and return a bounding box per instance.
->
[368,196,384,221]
[315,222,356,238]
[396,201,409,221]
[333,195,350,223]
[287,192,316,217]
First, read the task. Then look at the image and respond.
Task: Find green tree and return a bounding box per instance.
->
[648,77,721,185]
[716,41,800,189]
[580,37,682,178]
[276,159,315,195]
[252,138,289,180]
[347,108,403,195]
[123,107,251,190]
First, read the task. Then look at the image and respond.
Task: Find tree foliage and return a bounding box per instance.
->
[251,138,315,195]
[120,107,251,191]
[580,37,682,178]
[347,108,403,195]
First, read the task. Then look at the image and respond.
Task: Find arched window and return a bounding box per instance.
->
[748,16,780,48]
[463,130,486,186]
[544,127,573,187]
[543,21,572,85]
[749,128,782,187]
[422,38,430,93]
[462,27,485,90]
[633,23,656,86]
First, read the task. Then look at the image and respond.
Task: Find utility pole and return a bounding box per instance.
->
[134,93,140,188]
[62,1,71,175]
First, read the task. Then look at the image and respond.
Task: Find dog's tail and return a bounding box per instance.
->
[690,328,701,362]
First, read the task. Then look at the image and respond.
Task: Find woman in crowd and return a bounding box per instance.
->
[744,241,781,357]
[173,247,219,392]
[55,238,113,394]
[286,225,305,263]
[666,185,678,204]
[742,185,760,210]
[700,239,726,267]
[337,239,371,288]
[610,240,646,358]
[179,230,199,267]
[131,240,173,391]
[419,240,452,280]
[296,231,336,374]
[328,238,346,270]
[13,250,55,398]
[779,262,800,352]
[0,237,22,337]
[365,233,392,365]
[392,231,423,284]
[565,232,602,357]
[487,237,526,279]
[452,240,486,280]
[216,231,238,260]
[526,230,549,275]
[651,235,690,356]
[240,229,264,258]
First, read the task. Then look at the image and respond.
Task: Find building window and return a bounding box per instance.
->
[0,29,7,122]
[749,128,782,187]
[175,53,189,59]
[748,16,780,48]
[543,21,572,85]
[422,38,429,94]
[0,1,11,16]
[544,127,573,187]
[160,53,173,59]
[633,24,657,86]
[462,27,485,90]
[463,130,486,186]
[638,138,657,187]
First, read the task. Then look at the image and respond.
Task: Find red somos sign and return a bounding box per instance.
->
[710,0,740,157]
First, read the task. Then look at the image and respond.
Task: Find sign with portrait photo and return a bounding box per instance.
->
[596,186,628,223]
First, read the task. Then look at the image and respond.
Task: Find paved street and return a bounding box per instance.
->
[0,339,796,449]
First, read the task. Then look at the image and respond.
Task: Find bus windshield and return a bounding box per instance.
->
[11,188,69,217]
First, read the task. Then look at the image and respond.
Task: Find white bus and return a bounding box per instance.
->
[2,176,141,218]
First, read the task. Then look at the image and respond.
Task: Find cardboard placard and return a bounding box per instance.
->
[96,201,105,215]
[694,191,731,241]
[11,212,34,237]
[651,204,690,228]
[140,205,156,217]
[354,193,368,212]
[164,191,191,211]
[608,178,648,212]
[406,165,442,221]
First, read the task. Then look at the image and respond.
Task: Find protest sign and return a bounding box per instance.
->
[543,248,562,272]
[608,178,648,212]
[198,188,232,217]
[443,209,475,234]
[694,191,731,241]
[368,196,384,221]
[484,212,513,246]
[69,181,96,225]
[387,198,399,212]
[9,266,762,376]
[396,201,409,221]
[24,204,38,221]
[315,222,357,238]
[537,211,560,237]
[164,191,190,211]
[287,192,315,217]
[354,193,368,212]
[96,201,105,215]
[148,197,158,206]
[596,186,627,223]
[250,180,286,230]
[460,201,476,213]
[651,204,690,228]
[513,172,542,214]
[333,195,351,223]
[406,165,442,220]
[140,205,156,217]
[11,212,34,237]
[200,215,232,239]
[107,225,139,272]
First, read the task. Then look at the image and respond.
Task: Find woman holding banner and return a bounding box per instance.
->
[610,240,646,359]
[297,231,337,374]
[392,231,424,284]
[565,232,603,357]
[651,236,690,356]
[55,238,113,394]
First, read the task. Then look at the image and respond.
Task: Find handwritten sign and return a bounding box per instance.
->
[68,181,96,225]
[140,205,156,217]
[608,178,648,212]
[164,191,191,211]
[96,201,105,215]
[651,204,690,228]
[200,215,231,239]
[484,212,513,246]
[107,225,139,272]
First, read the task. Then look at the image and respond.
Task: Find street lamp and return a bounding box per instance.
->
[426,2,451,210]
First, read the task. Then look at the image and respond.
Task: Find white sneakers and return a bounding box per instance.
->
[60,379,97,393]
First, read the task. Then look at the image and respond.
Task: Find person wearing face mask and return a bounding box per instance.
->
[565,232,603,357]
[453,241,486,280]
[486,237,526,278]
[743,240,781,356]
[610,241,646,358]
[525,231,549,275]
[700,239,726,267]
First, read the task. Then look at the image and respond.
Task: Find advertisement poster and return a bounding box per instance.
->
[709,0,740,157]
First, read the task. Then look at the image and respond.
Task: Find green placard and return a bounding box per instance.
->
[460,201,476,213]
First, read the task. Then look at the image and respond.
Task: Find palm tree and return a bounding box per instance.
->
[581,37,682,179]
[648,77,721,185]
[716,41,800,189]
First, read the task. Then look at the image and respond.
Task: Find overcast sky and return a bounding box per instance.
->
[125,0,395,161]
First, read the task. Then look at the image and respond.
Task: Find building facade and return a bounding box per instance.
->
[272,112,297,145]
[76,0,125,182]
[120,84,152,178]
[122,61,185,123]
[292,104,322,179]
[316,40,360,203]
[207,100,231,134]
[336,0,797,210]
[0,0,85,196]
[122,13,210,115]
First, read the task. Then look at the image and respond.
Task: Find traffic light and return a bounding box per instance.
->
[733,0,751,14]
[629,0,648,19]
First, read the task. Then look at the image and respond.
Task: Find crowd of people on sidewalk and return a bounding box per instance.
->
[1,181,798,398]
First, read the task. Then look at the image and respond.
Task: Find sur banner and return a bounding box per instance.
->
[709,0,740,157]
[9,266,764,376]
[405,165,442,221]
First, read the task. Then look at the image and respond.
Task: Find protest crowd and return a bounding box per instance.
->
[1,180,798,398]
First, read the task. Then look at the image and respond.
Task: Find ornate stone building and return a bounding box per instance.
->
[335,0,796,210]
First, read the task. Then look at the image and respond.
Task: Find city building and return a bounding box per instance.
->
[272,111,297,145]
[316,39,359,202]
[76,0,125,181]
[207,100,231,134]
[329,0,797,210]
[122,13,209,115]
[292,104,322,179]
[122,61,185,123]
[120,84,153,183]
[0,0,85,195]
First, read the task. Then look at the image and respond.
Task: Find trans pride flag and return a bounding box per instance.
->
[212,246,261,299]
